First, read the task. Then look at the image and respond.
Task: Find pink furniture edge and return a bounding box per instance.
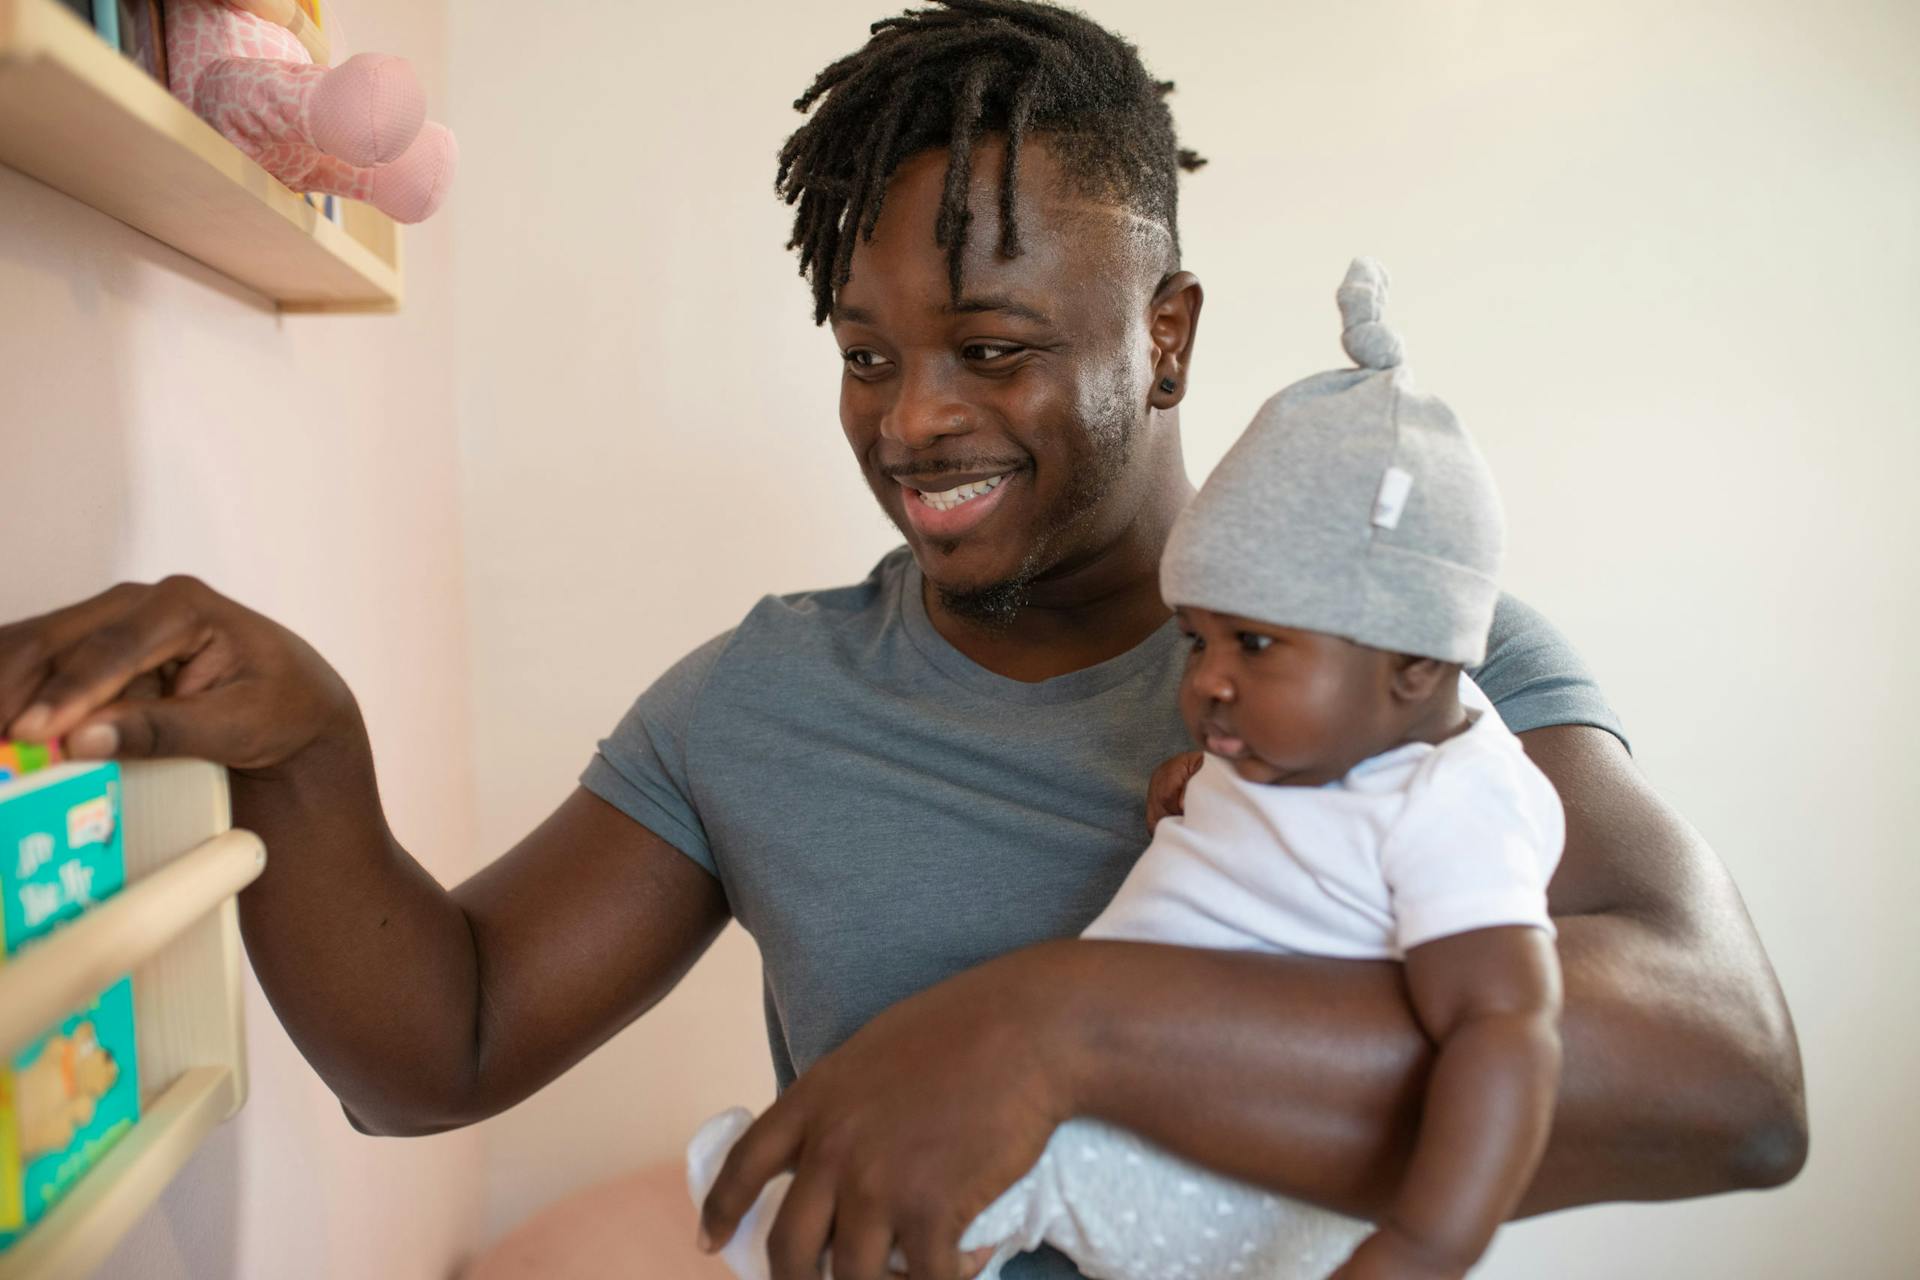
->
[462,1160,734,1280]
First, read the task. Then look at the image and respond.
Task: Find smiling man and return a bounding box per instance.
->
[0,3,1803,1280]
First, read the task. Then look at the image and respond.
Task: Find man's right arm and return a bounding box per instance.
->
[0,577,729,1135]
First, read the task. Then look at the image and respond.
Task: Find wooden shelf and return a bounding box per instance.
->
[0,830,263,1063]
[0,0,403,312]
[0,1066,235,1280]
[0,761,264,1279]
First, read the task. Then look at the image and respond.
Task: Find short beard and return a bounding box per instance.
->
[930,361,1143,631]
[935,574,1035,631]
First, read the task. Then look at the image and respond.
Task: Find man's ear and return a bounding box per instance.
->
[1148,270,1204,410]
[1389,655,1454,703]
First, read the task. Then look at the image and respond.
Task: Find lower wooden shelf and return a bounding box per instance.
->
[0,1066,235,1280]
[0,761,261,1277]
[0,0,403,311]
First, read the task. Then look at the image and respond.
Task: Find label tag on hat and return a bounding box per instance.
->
[1372,466,1414,530]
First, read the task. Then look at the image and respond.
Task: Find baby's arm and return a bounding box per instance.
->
[1333,926,1562,1280]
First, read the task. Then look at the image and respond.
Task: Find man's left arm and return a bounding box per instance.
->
[700,724,1806,1276]
[1052,723,1806,1216]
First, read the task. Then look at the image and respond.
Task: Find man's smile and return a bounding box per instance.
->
[895,468,1024,540]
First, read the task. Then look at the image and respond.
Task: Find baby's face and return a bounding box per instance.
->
[1174,606,1406,787]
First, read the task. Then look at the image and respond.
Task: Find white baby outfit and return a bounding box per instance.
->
[688,673,1565,1280]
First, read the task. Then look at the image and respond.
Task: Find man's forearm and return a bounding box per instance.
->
[1035,919,1803,1221]
[231,714,483,1134]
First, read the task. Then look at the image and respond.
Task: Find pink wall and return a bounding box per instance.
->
[0,1,483,1275]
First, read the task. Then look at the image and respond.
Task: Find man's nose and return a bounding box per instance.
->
[881,366,974,450]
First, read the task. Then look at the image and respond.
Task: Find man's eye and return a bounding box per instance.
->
[841,349,890,371]
[962,343,1023,361]
[1237,632,1273,653]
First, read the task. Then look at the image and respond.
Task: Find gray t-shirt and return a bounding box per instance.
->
[582,547,1624,1280]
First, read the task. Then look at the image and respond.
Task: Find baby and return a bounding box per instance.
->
[690,259,1565,1280]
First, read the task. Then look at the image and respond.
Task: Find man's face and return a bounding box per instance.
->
[1175,606,1405,787]
[830,139,1171,617]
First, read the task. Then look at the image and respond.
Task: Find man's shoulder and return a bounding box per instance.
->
[674,547,914,691]
[1475,590,1629,749]
[621,547,915,739]
[725,545,912,651]
[742,546,911,627]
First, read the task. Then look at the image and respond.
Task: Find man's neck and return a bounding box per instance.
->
[925,445,1195,683]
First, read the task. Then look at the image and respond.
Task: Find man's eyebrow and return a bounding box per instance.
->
[831,297,1054,326]
[949,296,1053,325]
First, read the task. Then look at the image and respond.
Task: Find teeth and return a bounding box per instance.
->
[916,472,1009,512]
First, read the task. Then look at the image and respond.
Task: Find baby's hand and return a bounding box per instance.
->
[1328,1227,1469,1280]
[1145,751,1205,831]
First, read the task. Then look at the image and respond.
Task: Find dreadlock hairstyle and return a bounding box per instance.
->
[777,0,1207,324]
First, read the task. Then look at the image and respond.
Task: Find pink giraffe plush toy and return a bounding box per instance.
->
[166,0,456,223]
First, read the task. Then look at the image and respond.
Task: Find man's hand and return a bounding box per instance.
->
[698,950,1071,1280]
[0,576,355,770]
[1145,749,1204,831]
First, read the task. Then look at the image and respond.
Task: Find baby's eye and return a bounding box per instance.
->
[1237,632,1273,653]
[1181,630,1205,653]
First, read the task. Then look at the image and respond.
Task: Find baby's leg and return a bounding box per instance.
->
[985,1118,1371,1280]
[688,1109,1368,1280]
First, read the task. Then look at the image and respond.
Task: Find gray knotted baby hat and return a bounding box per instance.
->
[1161,258,1505,664]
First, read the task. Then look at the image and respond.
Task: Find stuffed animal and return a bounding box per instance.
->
[164,0,456,223]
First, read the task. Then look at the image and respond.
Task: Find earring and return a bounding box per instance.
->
[1158,377,1178,393]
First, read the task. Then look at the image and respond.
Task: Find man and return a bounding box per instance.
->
[0,4,1804,1280]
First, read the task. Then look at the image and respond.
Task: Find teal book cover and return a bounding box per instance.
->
[89,0,119,50]
[0,761,142,1246]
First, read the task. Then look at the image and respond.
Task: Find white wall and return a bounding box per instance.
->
[451,0,1918,1274]
[0,1,483,1276]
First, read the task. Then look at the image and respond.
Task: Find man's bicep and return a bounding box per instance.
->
[1520,724,1726,927]
[450,786,731,1119]
[1514,723,1807,1208]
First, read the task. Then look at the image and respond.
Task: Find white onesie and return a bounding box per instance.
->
[689,674,1566,1280]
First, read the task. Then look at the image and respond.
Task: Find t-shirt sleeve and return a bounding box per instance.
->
[1379,743,1567,955]
[579,630,734,878]
[1472,593,1629,751]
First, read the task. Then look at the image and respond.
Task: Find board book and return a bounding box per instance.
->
[0,760,140,1250]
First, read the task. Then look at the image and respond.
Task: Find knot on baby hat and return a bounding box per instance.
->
[1337,257,1404,370]
[1160,259,1506,665]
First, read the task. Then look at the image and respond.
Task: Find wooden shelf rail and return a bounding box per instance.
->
[0,830,264,1063]
[0,761,263,1278]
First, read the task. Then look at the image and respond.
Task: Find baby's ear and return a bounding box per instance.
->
[1389,655,1454,703]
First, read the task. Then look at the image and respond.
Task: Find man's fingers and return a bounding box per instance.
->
[65,688,241,763]
[0,583,149,731]
[4,589,211,743]
[766,1162,836,1280]
[827,1194,895,1280]
[702,1103,806,1254]
[959,1246,998,1279]
[897,1218,966,1280]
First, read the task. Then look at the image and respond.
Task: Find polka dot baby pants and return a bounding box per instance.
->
[689,1110,1370,1279]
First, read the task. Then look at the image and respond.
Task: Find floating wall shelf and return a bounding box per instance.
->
[0,0,402,312]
